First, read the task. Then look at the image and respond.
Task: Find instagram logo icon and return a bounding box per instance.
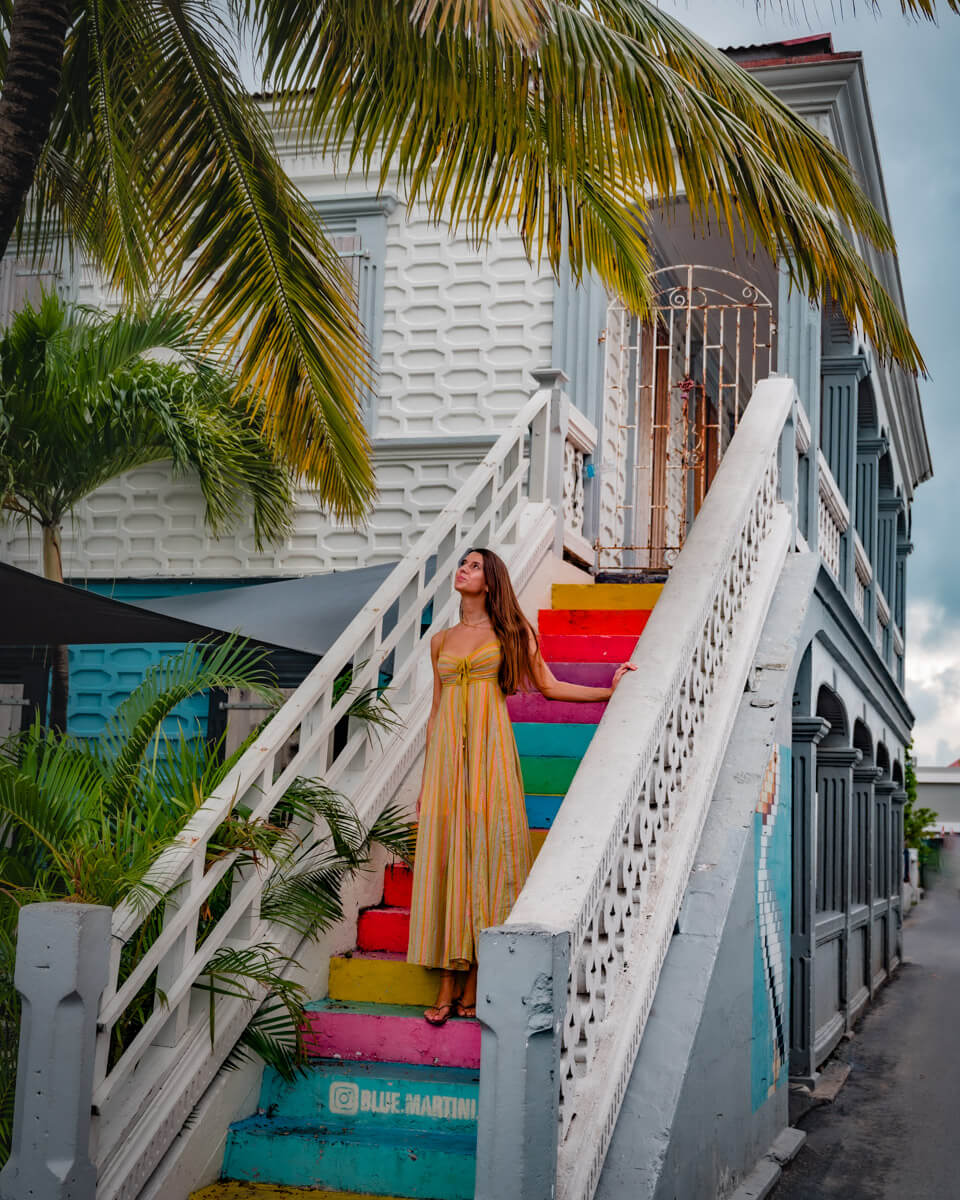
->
[328,1081,360,1115]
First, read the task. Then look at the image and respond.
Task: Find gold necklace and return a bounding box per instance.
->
[460,616,492,628]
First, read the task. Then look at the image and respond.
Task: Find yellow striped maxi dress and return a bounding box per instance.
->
[407,637,533,970]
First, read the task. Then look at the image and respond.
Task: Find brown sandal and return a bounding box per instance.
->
[424,1001,456,1026]
[453,997,476,1019]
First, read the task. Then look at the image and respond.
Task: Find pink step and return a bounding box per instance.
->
[507,692,607,723]
[383,862,413,907]
[358,906,409,953]
[304,1001,481,1069]
[539,609,651,635]
[540,633,638,662]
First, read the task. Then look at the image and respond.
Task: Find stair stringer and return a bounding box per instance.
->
[595,551,818,1200]
[130,504,563,1200]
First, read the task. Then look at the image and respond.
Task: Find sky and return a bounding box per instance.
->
[666,1,960,764]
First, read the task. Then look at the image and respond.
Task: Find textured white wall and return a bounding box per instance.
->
[3,151,556,580]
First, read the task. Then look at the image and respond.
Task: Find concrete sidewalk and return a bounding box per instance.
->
[775,838,960,1199]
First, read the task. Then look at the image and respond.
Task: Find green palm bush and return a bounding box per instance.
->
[0,636,414,1164]
[0,290,297,729]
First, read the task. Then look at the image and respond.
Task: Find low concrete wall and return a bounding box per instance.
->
[595,553,816,1200]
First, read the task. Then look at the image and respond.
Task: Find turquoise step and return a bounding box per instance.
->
[513,722,594,758]
[259,1059,479,1133]
[222,1119,475,1199]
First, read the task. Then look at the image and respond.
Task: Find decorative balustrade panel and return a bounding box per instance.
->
[89,383,569,1198]
[817,450,849,580]
[852,531,872,624]
[562,405,598,565]
[502,378,797,1200]
[560,454,779,1125]
[562,440,586,537]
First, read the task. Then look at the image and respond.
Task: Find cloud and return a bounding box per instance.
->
[905,599,960,765]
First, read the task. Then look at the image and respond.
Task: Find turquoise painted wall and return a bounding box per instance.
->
[66,579,261,743]
[751,744,792,1111]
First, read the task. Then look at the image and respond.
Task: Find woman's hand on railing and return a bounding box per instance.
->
[607,661,637,697]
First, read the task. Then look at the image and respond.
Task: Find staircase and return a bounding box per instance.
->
[1,376,801,1200]
[193,583,663,1200]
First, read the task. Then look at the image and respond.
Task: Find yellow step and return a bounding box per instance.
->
[192,1186,406,1200]
[329,953,439,1006]
[551,582,664,610]
[532,827,548,856]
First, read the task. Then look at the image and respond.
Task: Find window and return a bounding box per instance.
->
[0,250,71,328]
[313,195,395,432]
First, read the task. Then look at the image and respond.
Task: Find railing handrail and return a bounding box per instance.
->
[817,449,850,533]
[108,386,549,945]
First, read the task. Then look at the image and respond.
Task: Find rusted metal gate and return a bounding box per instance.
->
[598,264,775,571]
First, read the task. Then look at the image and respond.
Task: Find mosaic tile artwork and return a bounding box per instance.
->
[751,744,792,1111]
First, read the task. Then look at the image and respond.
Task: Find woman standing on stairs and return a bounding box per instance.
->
[408,547,635,1024]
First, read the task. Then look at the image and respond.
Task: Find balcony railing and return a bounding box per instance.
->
[817,450,849,581]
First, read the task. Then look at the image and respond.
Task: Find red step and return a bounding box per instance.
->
[383,862,413,908]
[358,905,410,953]
[539,633,639,662]
[539,609,651,636]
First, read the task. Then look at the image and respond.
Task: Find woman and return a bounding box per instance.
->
[407,547,635,1024]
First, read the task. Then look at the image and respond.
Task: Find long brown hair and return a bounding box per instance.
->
[461,547,538,695]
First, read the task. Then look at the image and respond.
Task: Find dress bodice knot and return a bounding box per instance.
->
[438,641,501,684]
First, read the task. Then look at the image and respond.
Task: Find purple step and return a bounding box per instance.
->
[546,662,618,688]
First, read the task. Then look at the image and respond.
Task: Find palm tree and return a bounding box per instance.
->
[0,635,414,1164]
[0,2,949,522]
[0,290,296,730]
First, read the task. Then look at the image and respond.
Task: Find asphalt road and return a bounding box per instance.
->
[775,838,960,1200]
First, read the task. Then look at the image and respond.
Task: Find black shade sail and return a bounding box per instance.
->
[0,561,398,656]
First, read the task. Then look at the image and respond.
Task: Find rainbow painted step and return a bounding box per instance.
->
[539,632,638,662]
[257,1058,480,1132]
[304,1000,481,1069]
[223,1119,475,1200]
[538,608,651,635]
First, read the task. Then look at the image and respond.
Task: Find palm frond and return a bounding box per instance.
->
[99,637,280,808]
[143,0,374,515]
[255,0,924,369]
[0,292,297,542]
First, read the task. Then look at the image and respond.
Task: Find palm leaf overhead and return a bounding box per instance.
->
[2,0,953,515]
[258,0,927,369]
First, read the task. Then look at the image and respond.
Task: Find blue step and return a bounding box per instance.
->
[222,1118,476,1198]
[258,1059,480,1133]
[525,793,563,829]
[512,722,594,758]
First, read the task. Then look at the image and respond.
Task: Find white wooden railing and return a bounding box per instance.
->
[84,376,587,1199]
[817,450,849,580]
[481,378,798,1200]
[562,405,598,567]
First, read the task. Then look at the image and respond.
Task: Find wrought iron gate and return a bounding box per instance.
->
[597,264,775,571]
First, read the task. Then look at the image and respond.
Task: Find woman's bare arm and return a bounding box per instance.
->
[528,632,635,702]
